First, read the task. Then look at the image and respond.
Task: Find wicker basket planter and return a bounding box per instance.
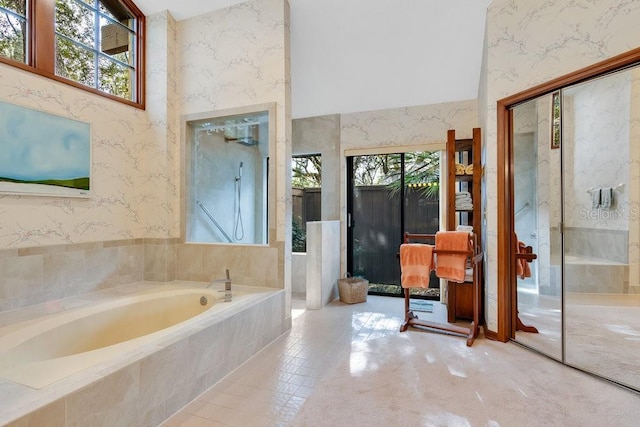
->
[337,277,368,304]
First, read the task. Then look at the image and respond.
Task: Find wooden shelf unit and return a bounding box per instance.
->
[446,128,482,322]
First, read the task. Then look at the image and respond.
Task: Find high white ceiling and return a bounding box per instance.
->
[133,0,491,119]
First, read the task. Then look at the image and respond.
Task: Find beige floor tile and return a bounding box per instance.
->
[162,295,640,427]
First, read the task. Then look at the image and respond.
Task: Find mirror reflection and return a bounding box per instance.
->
[562,67,640,390]
[512,94,562,361]
[511,64,640,391]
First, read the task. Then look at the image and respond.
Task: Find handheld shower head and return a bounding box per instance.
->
[236,161,243,181]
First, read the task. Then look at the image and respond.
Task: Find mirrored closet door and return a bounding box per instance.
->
[512,94,563,362]
[511,64,640,391]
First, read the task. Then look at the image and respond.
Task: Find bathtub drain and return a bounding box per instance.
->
[200,296,208,306]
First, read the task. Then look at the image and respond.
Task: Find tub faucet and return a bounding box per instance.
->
[209,269,232,302]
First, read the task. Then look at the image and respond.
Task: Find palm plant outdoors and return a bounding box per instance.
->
[352,151,440,198]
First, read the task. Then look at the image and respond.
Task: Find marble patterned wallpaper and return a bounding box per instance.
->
[629,68,640,290]
[480,0,640,332]
[0,1,291,312]
[0,0,290,251]
[0,11,182,248]
[145,12,180,239]
[0,63,154,248]
[340,100,477,151]
[176,0,291,306]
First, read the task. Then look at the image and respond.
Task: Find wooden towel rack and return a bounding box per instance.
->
[400,232,483,346]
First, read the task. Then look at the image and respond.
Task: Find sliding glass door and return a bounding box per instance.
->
[347,152,440,298]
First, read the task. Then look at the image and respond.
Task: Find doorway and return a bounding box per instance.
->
[346,151,440,298]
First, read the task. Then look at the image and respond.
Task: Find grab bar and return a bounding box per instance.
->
[515,202,530,217]
[196,200,233,243]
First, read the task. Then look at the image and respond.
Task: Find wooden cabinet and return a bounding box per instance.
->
[446,128,481,321]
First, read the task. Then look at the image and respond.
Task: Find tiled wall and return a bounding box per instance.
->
[292,115,341,221]
[174,243,280,288]
[143,238,179,282]
[305,221,340,309]
[550,227,630,294]
[563,227,629,264]
[0,240,144,312]
[0,238,284,313]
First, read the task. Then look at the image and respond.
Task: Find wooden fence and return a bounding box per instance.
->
[351,185,439,286]
[293,185,439,288]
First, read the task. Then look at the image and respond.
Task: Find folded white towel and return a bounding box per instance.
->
[456,204,473,210]
[591,188,600,209]
[601,187,612,209]
[464,267,474,282]
[456,225,474,232]
[456,191,471,198]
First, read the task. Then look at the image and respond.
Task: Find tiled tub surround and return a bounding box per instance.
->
[547,227,630,294]
[0,238,281,312]
[549,256,629,295]
[563,227,629,264]
[0,281,286,426]
[0,239,149,313]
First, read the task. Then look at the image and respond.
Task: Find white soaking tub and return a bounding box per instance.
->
[0,282,286,426]
[0,287,224,389]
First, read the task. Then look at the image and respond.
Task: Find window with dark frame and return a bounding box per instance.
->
[0,0,145,107]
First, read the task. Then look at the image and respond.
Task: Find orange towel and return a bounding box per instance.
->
[435,231,471,283]
[400,243,434,288]
[516,241,531,279]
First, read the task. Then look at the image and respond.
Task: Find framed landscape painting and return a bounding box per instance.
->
[0,100,91,198]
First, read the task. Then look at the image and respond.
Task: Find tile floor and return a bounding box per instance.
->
[162,294,408,426]
[162,294,640,427]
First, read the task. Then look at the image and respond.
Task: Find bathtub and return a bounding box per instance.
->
[0,282,286,426]
[1,287,225,389]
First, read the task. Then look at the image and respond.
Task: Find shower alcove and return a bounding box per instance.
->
[184,105,273,245]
